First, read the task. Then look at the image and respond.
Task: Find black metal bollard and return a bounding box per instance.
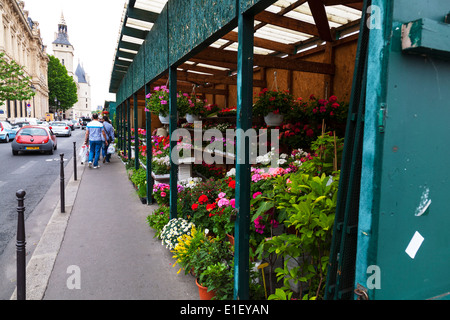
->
[73,142,77,181]
[60,153,65,213]
[16,190,26,300]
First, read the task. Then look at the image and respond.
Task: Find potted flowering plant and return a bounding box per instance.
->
[185,94,206,121]
[146,86,170,123]
[146,206,170,239]
[253,88,295,126]
[160,218,194,250]
[153,183,170,206]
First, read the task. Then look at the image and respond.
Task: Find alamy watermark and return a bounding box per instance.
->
[170,121,280,166]
[66,265,81,290]
[366,5,382,30]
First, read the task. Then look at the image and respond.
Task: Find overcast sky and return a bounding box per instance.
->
[23,0,127,110]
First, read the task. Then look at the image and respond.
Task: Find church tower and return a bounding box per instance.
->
[52,12,74,77]
[51,12,92,119]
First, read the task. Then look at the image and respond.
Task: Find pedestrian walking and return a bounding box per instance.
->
[101,116,115,163]
[84,114,108,168]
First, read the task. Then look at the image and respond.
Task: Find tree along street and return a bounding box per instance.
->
[0,128,85,299]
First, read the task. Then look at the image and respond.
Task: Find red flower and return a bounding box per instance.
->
[228,180,236,189]
[329,95,337,103]
[198,195,209,204]
[192,203,199,210]
[206,203,216,212]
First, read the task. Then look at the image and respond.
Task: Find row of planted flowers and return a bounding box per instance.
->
[142,131,344,300]
[119,88,348,299]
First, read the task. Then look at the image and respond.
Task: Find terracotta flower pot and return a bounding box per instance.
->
[196,278,216,300]
[226,234,235,247]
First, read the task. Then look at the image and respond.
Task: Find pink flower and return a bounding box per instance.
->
[254,216,265,234]
[218,198,230,207]
[160,192,166,198]
[270,219,279,228]
[230,199,235,208]
[145,93,151,99]
[154,86,160,91]
[218,192,226,199]
[253,192,262,199]
[161,100,168,105]
[251,173,262,182]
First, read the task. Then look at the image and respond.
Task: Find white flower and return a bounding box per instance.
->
[277,158,287,165]
[226,168,236,177]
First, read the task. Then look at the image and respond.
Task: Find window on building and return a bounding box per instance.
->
[62,59,65,65]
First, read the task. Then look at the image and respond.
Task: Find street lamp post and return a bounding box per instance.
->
[30,85,36,118]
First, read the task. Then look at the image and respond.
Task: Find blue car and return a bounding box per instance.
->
[0,121,17,143]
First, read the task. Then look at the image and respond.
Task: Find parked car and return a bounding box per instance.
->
[11,126,57,155]
[14,122,30,128]
[70,119,80,129]
[0,121,17,143]
[80,117,91,130]
[49,121,72,137]
[36,120,49,128]
[66,120,74,131]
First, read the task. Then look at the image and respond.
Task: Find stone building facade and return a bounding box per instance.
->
[0,0,49,122]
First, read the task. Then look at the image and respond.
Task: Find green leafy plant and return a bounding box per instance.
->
[199,261,234,300]
[147,206,170,239]
[0,52,35,105]
[262,171,339,300]
[130,167,147,199]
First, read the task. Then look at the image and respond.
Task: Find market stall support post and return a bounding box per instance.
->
[234,11,254,301]
[127,97,132,160]
[169,66,178,219]
[134,92,140,170]
[145,83,154,205]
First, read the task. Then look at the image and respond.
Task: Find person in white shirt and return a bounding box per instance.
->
[84,113,108,168]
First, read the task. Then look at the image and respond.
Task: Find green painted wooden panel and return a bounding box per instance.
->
[145,4,169,84]
[239,0,276,15]
[356,0,450,300]
[168,0,237,66]
[133,47,146,92]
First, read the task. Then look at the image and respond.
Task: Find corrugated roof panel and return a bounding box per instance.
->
[134,0,168,13]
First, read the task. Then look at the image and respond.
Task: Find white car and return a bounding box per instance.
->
[49,121,72,137]
[36,121,49,128]
[70,119,80,129]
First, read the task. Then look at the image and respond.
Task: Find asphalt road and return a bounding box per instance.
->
[0,127,85,299]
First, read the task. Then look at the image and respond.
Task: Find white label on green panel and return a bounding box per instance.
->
[405,231,424,259]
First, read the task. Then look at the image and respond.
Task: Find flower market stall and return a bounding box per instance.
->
[110,0,450,301]
[111,0,361,300]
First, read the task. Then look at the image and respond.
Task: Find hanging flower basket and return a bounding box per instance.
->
[253,88,294,126]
